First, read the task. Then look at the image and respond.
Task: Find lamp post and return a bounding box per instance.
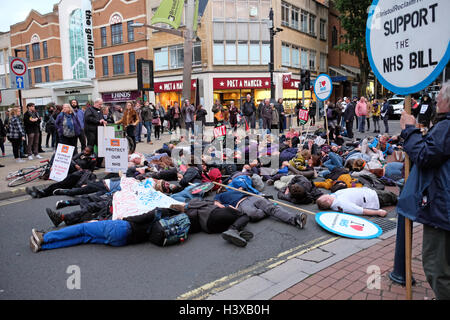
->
[131,0,196,104]
[14,49,26,114]
[268,8,283,102]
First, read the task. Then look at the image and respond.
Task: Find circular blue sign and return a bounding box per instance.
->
[366,0,450,95]
[313,74,333,101]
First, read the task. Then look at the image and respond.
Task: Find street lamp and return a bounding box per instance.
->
[268,8,283,102]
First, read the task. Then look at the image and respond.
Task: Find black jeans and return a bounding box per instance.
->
[42,171,85,197]
[10,138,22,159]
[345,120,354,139]
[206,207,250,233]
[154,125,161,139]
[62,181,108,197]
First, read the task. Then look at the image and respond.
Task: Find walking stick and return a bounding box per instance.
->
[403,95,413,300]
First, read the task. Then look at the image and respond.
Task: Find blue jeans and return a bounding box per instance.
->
[323,152,343,171]
[384,162,404,181]
[171,184,204,202]
[135,122,143,142]
[143,121,152,142]
[41,220,131,250]
[358,116,366,132]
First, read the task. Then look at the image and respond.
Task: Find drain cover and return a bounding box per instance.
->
[366,217,397,233]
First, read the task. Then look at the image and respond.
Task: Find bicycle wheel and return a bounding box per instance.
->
[8,168,44,187]
[6,166,37,180]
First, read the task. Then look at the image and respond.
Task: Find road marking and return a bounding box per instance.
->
[177,235,339,300]
[0,195,30,207]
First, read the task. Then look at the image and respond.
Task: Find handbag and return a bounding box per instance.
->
[152,117,161,125]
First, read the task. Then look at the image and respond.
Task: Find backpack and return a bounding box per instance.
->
[148,212,191,246]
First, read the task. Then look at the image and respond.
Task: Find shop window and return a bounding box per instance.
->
[154,47,169,70]
[291,6,299,30]
[170,45,184,69]
[44,66,50,82]
[129,52,136,73]
[261,42,270,65]
[111,23,123,45]
[0,75,6,89]
[249,42,260,65]
[292,46,300,68]
[34,68,42,84]
[101,27,107,47]
[282,43,290,66]
[43,41,48,59]
[225,0,236,20]
[102,56,109,76]
[113,54,125,75]
[213,42,225,64]
[32,43,40,61]
[301,10,308,33]
[225,22,236,41]
[301,48,308,69]
[193,42,201,66]
[309,14,316,36]
[320,19,327,40]
[213,22,224,41]
[236,0,248,20]
[237,43,248,65]
[225,42,236,65]
[212,0,224,19]
[127,21,135,42]
[237,22,249,41]
[281,2,289,27]
[249,22,260,41]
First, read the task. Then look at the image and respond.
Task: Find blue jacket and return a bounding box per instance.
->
[55,112,82,138]
[74,108,85,129]
[397,113,450,231]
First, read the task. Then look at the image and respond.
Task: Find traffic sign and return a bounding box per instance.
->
[366,0,450,95]
[313,74,333,101]
[8,57,29,90]
[16,77,24,89]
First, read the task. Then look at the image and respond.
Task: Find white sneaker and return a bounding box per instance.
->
[16,159,26,163]
[28,155,33,160]
[36,155,43,159]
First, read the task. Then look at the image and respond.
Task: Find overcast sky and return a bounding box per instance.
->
[0,0,59,33]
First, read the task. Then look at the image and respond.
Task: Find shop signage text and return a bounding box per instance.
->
[213,78,271,90]
[102,91,140,103]
[154,79,196,93]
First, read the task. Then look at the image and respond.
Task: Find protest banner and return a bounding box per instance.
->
[49,144,75,182]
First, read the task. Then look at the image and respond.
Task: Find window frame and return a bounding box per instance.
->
[32,43,40,61]
[112,54,125,75]
[101,27,107,47]
[102,56,109,76]
[111,23,123,45]
[129,52,136,73]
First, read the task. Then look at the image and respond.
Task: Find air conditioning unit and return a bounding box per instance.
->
[249,6,258,17]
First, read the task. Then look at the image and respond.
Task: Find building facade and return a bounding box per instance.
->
[8,0,337,123]
[0,31,17,118]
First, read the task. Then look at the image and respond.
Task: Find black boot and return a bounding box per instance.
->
[222,228,247,247]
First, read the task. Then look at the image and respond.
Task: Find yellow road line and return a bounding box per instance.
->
[177,235,339,300]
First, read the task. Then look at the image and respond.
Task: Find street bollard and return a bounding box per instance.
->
[389,210,416,286]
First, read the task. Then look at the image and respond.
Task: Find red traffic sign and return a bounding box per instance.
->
[10,58,27,76]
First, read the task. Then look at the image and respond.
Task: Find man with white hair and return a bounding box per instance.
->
[398,81,450,300]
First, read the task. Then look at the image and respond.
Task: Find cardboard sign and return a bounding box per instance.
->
[49,144,75,182]
[315,211,382,239]
[105,138,128,173]
[97,126,115,157]
[366,0,450,95]
[298,108,309,125]
[213,125,227,139]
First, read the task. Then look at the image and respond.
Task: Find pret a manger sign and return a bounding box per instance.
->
[366,0,450,95]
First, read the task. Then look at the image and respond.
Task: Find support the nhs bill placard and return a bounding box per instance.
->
[316,211,382,239]
[50,144,75,182]
[105,138,128,173]
[366,0,450,95]
[314,74,333,101]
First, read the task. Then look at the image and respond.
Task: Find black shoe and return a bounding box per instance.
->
[53,188,67,195]
[46,208,63,227]
[26,187,37,198]
[294,213,307,229]
[261,194,274,200]
[56,200,70,210]
[32,186,45,198]
[239,230,254,242]
[222,229,247,247]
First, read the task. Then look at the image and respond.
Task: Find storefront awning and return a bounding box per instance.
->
[340,64,360,76]
[35,79,95,90]
[329,66,355,82]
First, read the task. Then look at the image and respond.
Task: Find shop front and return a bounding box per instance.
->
[212,77,271,108]
[102,90,141,108]
[154,79,197,109]
[282,77,316,116]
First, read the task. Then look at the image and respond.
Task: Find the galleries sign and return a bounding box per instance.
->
[83,0,95,79]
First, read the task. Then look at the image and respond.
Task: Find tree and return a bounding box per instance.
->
[333,0,372,97]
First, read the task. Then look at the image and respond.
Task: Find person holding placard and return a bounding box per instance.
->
[115,101,140,145]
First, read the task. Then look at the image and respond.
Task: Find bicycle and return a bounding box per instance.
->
[7,160,51,187]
